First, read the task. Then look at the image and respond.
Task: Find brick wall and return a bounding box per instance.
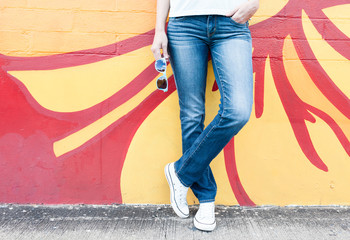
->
[0,0,349,205]
[0,0,156,56]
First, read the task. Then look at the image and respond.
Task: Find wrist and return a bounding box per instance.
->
[155,22,167,33]
[155,28,166,34]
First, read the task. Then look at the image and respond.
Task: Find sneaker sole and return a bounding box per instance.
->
[164,163,189,219]
[194,216,216,231]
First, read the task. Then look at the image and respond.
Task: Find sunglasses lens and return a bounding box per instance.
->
[157,76,167,89]
[155,58,167,72]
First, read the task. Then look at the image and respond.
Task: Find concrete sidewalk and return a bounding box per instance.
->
[0,204,349,240]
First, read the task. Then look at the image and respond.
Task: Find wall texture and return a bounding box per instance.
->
[0,0,349,206]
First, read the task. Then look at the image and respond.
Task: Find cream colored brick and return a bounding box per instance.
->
[117,33,142,42]
[0,30,31,55]
[116,33,153,56]
[0,8,74,31]
[27,0,81,10]
[31,31,117,54]
[80,0,116,11]
[27,0,116,11]
[73,11,156,34]
[0,0,27,8]
[322,4,350,19]
[116,0,156,13]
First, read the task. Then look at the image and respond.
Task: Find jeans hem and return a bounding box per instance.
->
[199,199,215,204]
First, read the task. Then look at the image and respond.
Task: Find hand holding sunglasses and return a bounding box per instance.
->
[155,58,168,92]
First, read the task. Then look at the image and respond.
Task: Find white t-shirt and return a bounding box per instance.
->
[169,0,249,17]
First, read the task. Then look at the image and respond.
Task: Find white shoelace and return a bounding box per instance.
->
[174,186,188,205]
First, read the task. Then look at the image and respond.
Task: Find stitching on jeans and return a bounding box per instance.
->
[208,16,217,38]
[207,168,217,191]
[199,199,215,203]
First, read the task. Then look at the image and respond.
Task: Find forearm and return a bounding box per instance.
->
[151,0,170,60]
[248,0,259,13]
[155,0,170,33]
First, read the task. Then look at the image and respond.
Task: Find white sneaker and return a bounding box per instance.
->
[164,163,189,218]
[194,202,216,231]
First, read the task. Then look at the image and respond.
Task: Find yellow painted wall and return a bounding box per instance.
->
[1,0,350,205]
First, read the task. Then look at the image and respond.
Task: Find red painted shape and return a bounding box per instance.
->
[0,62,176,203]
[1,30,155,71]
[0,69,75,203]
[212,81,219,92]
[222,0,349,205]
[247,0,350,172]
[58,77,177,203]
[307,104,350,156]
[224,138,255,206]
[253,58,266,118]
[270,56,328,171]
[0,28,174,203]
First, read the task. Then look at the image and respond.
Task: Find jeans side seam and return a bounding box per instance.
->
[207,168,217,191]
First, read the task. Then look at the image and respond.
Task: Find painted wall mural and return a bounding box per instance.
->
[0,0,349,205]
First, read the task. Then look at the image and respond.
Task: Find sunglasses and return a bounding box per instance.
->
[155,58,168,92]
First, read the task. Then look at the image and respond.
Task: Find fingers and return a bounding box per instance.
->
[151,45,162,60]
[151,34,169,61]
[162,42,169,60]
[151,44,169,61]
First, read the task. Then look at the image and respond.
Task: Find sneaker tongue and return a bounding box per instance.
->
[200,203,214,217]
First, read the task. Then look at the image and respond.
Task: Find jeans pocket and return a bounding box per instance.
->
[228,17,247,26]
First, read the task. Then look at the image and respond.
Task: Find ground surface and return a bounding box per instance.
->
[0,204,349,239]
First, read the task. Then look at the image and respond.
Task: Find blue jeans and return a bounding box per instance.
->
[167,15,253,203]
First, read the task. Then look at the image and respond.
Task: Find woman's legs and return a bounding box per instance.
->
[175,16,253,199]
[167,16,218,203]
[167,15,253,203]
